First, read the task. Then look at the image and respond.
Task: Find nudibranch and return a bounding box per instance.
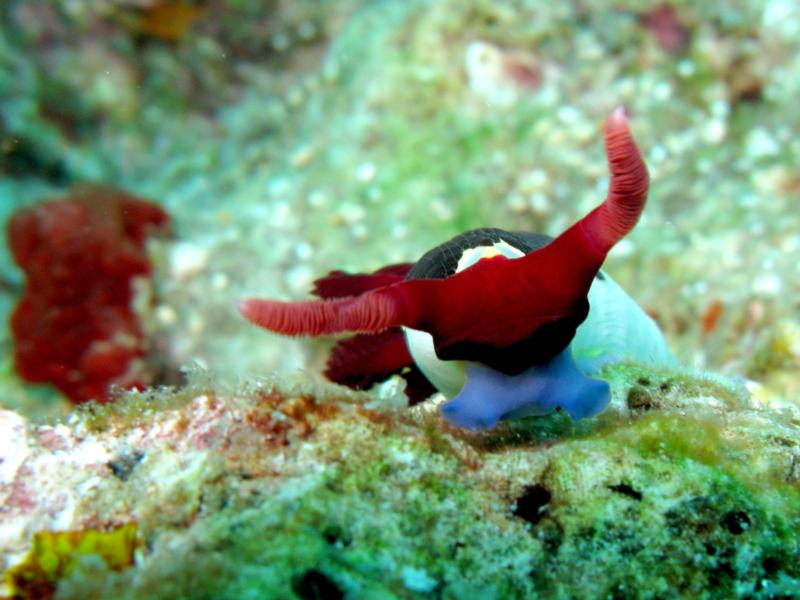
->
[239,108,674,430]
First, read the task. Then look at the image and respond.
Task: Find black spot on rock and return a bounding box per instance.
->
[449,539,466,558]
[107,450,144,481]
[636,377,651,386]
[292,569,344,600]
[608,483,643,501]
[322,525,351,547]
[762,555,781,574]
[513,484,551,526]
[626,386,657,411]
[721,510,751,535]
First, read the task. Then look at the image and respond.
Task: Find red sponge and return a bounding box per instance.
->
[7,185,170,404]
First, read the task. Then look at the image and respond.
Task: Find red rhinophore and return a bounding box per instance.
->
[7,185,170,404]
[238,108,649,358]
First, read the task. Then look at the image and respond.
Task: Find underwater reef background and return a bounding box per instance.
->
[1,0,799,598]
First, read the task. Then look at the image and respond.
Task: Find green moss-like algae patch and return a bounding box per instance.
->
[31,363,796,600]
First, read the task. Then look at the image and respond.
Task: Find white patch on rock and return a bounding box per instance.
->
[0,411,29,486]
[170,242,210,282]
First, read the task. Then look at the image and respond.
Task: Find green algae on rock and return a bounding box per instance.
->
[1,363,798,599]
